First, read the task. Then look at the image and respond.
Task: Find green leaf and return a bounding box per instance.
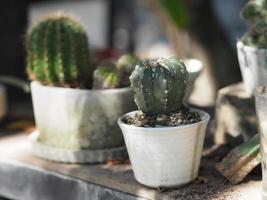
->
[158,0,188,29]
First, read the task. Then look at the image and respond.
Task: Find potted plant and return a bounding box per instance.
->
[26,13,138,163]
[118,57,210,188]
[237,0,267,95]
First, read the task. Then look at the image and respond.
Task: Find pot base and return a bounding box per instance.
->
[136,177,195,189]
[29,131,128,164]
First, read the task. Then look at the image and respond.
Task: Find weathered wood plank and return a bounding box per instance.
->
[216,134,261,184]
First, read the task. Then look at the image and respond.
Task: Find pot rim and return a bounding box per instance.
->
[118,108,210,131]
[31,80,131,94]
[237,40,267,52]
[183,58,203,75]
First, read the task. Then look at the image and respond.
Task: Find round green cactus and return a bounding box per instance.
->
[93,54,141,89]
[243,21,267,48]
[117,54,140,74]
[26,13,91,87]
[241,0,267,23]
[241,0,267,48]
[93,61,120,89]
[117,54,141,87]
[130,57,188,116]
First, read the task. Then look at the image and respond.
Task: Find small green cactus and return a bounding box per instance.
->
[130,57,188,116]
[26,12,91,87]
[241,0,267,23]
[242,21,267,48]
[117,54,141,87]
[93,62,120,89]
[241,0,267,48]
[117,54,140,74]
[93,54,140,89]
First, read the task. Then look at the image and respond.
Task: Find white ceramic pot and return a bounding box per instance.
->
[237,41,267,96]
[184,59,203,101]
[31,81,136,163]
[118,109,210,188]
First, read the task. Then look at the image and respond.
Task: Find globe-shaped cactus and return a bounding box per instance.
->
[241,0,267,47]
[241,0,267,23]
[93,61,120,89]
[117,54,141,87]
[26,12,91,87]
[130,57,188,116]
[117,54,140,74]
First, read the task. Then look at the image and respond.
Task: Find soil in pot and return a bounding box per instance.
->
[122,105,201,127]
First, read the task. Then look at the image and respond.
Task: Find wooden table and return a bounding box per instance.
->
[0,132,262,200]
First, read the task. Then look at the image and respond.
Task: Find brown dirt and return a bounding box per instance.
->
[122,105,201,127]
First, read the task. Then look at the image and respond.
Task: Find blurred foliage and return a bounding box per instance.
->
[158,0,188,29]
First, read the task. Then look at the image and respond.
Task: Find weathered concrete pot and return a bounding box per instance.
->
[118,109,210,188]
[30,81,136,163]
[237,41,267,96]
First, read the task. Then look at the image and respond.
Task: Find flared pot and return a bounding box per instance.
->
[118,109,210,188]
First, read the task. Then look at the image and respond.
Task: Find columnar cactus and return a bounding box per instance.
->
[26,13,91,86]
[241,0,267,48]
[130,57,188,116]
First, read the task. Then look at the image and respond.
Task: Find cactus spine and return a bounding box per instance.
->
[26,13,91,86]
[241,0,267,48]
[130,57,188,116]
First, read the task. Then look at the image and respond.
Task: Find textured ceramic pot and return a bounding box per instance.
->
[237,41,267,96]
[118,109,210,188]
[184,59,203,101]
[31,81,136,162]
